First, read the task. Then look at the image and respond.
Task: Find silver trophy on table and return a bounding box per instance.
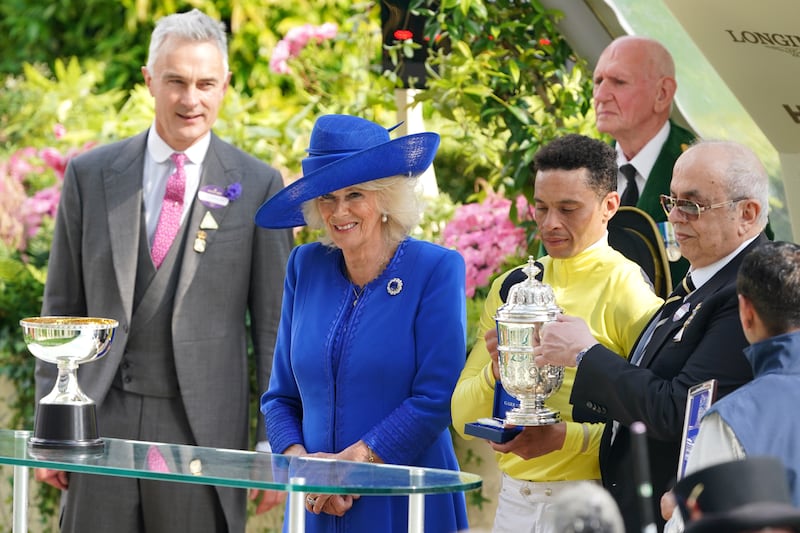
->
[495,257,565,426]
[20,316,118,452]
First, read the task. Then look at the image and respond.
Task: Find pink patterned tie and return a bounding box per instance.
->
[146,445,170,473]
[151,152,187,268]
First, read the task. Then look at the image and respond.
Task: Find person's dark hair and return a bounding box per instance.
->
[533,134,617,198]
[737,241,800,336]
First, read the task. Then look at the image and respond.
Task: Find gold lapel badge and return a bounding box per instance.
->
[194,230,207,253]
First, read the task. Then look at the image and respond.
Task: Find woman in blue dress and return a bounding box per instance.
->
[255,114,469,532]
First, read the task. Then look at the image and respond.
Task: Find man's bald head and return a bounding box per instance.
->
[593,36,677,158]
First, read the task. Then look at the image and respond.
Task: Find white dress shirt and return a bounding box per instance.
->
[142,126,210,245]
[616,120,671,196]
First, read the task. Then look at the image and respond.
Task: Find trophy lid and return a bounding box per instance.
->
[495,256,561,323]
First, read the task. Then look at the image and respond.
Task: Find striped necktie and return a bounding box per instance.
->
[629,273,695,366]
[659,274,696,324]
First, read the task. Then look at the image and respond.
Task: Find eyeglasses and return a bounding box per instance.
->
[659,195,745,220]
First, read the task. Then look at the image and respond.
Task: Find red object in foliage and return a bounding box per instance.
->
[394,29,413,41]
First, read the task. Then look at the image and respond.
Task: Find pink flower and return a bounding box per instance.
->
[53,123,66,139]
[316,23,338,40]
[21,185,60,239]
[0,161,27,250]
[441,190,531,297]
[284,24,313,55]
[269,22,339,75]
[1,143,92,250]
[8,148,40,181]
[40,147,68,179]
[269,40,292,75]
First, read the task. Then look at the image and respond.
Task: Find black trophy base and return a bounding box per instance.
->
[29,403,105,454]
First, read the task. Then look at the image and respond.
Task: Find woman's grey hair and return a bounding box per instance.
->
[146,9,229,74]
[302,176,421,248]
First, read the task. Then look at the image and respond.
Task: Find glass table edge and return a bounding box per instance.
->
[0,430,482,495]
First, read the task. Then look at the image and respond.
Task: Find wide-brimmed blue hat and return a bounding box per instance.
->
[255,114,440,229]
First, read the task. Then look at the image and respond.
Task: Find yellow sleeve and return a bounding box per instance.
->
[451,274,506,439]
[562,421,605,458]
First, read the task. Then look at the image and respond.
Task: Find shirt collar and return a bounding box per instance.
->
[688,235,759,289]
[616,120,671,180]
[146,124,211,166]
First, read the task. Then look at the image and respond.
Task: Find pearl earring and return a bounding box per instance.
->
[381,213,388,223]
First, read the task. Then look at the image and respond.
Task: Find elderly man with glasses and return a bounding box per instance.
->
[518,140,768,532]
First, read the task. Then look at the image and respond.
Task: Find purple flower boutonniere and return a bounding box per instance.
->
[225,182,242,202]
[194,182,242,255]
[198,182,242,209]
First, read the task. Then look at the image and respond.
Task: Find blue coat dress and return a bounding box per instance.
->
[262,237,469,532]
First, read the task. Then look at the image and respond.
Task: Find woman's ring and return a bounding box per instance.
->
[306,495,317,506]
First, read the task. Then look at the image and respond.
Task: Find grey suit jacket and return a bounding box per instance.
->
[36,130,293,452]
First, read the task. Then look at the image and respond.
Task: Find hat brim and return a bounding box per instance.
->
[685,502,800,533]
[255,132,439,229]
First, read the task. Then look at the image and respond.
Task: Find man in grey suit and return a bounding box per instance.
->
[33,9,293,533]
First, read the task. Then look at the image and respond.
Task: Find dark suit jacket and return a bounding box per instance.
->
[634,120,696,288]
[35,131,294,529]
[570,234,765,533]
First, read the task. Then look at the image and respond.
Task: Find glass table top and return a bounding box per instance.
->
[0,430,481,495]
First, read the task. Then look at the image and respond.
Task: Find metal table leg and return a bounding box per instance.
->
[13,430,29,533]
[408,468,424,533]
[12,465,28,533]
[288,477,306,533]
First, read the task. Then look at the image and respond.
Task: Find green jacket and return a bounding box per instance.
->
[637,120,696,223]
[635,120,696,287]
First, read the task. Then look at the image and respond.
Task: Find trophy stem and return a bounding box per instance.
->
[41,359,91,405]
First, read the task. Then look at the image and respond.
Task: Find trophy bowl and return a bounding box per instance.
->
[495,258,565,426]
[20,316,118,452]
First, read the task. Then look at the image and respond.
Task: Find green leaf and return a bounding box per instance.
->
[509,60,520,86]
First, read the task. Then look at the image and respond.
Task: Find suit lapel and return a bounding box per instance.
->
[638,292,702,368]
[639,234,768,368]
[106,133,148,324]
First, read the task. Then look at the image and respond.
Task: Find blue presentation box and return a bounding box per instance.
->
[463,382,522,443]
